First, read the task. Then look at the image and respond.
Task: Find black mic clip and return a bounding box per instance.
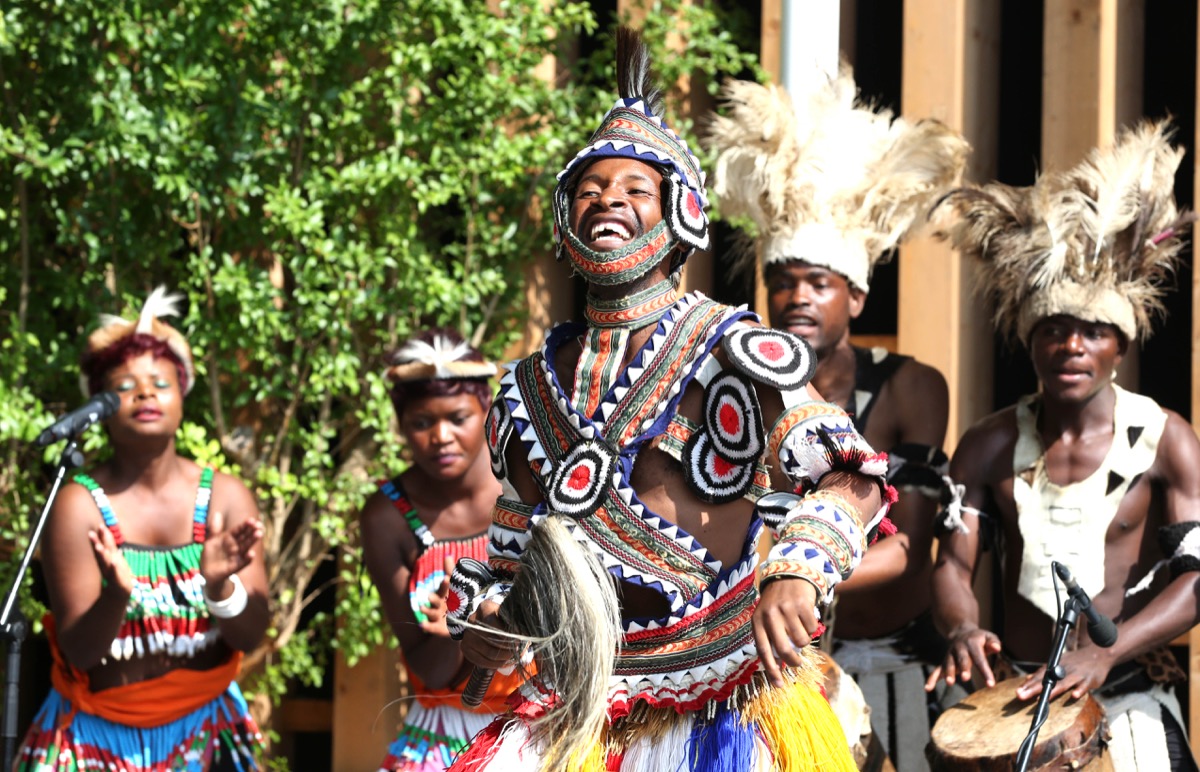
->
[1052,561,1118,648]
[34,392,121,448]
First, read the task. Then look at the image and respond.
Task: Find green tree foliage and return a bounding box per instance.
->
[0,0,759,736]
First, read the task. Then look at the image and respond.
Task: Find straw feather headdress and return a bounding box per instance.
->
[933,120,1191,343]
[708,68,969,292]
[384,336,496,383]
[84,286,194,395]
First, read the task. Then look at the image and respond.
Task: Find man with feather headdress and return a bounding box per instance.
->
[441,28,890,772]
[708,69,970,772]
[928,121,1200,770]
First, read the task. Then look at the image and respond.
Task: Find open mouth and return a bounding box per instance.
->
[783,315,819,332]
[587,220,635,250]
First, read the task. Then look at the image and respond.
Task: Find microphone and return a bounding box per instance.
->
[1053,562,1118,648]
[34,392,121,447]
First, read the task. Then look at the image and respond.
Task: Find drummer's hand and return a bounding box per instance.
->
[460,599,518,671]
[925,623,1002,691]
[1015,645,1117,702]
[753,577,821,688]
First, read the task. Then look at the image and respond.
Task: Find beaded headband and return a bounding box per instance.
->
[82,286,195,396]
[385,336,497,384]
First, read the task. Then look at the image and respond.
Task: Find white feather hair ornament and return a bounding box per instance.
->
[932,120,1192,343]
[385,335,497,383]
[83,285,195,395]
[707,67,970,292]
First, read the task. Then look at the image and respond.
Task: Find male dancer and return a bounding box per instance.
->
[710,71,968,771]
[445,29,890,771]
[928,122,1200,771]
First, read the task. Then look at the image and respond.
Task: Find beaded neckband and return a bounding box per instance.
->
[585,278,679,330]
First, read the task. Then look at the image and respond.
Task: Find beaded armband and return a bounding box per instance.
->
[1162,521,1200,579]
[757,489,867,603]
[446,496,532,638]
[768,401,889,489]
[446,558,495,640]
[1126,521,1200,597]
[887,442,950,497]
[937,476,983,536]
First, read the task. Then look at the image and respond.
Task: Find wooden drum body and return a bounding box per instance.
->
[816,649,894,772]
[927,677,1112,771]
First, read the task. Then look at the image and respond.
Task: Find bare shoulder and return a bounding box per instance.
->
[359,487,419,565]
[209,468,259,525]
[951,406,1019,481]
[49,479,106,531]
[886,357,949,439]
[891,357,948,397]
[359,488,398,527]
[1154,408,1200,487]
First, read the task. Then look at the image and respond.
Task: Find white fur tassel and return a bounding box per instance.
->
[392,335,472,378]
[135,286,184,334]
[499,516,621,771]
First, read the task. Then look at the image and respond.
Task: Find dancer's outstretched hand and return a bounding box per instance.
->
[753,577,820,688]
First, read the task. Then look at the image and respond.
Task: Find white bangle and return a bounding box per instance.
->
[204,574,248,619]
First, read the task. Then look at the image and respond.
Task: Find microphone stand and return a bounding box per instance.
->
[0,439,84,771]
[1014,569,1081,772]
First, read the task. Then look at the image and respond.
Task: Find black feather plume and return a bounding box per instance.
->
[615,26,664,118]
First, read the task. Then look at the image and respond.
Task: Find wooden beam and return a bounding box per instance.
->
[899,0,1001,454]
[1043,0,1145,389]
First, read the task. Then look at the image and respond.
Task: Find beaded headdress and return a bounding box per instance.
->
[82,286,194,395]
[708,68,969,292]
[551,27,709,275]
[384,335,497,384]
[933,120,1191,343]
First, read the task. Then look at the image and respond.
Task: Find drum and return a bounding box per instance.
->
[927,676,1112,771]
[815,649,894,772]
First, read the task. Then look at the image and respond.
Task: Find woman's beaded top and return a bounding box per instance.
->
[74,467,219,661]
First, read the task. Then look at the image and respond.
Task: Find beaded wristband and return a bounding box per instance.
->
[759,490,866,603]
[204,574,248,619]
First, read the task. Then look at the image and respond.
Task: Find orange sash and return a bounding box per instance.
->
[46,616,242,729]
[409,666,527,715]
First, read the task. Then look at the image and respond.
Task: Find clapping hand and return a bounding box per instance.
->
[200,509,264,596]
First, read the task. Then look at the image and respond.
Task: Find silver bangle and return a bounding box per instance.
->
[204,573,248,619]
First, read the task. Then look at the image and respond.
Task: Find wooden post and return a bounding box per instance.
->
[507,2,576,359]
[754,0,783,318]
[331,647,406,769]
[1043,0,1145,389]
[898,0,1000,454]
[617,0,714,297]
[1190,2,1200,758]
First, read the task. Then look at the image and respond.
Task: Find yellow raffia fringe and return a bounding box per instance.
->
[743,675,858,772]
[566,739,607,771]
[555,651,852,771]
